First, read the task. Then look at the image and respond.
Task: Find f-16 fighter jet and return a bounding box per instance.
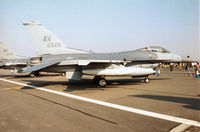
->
[22,22,192,87]
[0,42,30,73]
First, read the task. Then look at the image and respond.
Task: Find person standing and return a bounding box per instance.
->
[170,63,174,72]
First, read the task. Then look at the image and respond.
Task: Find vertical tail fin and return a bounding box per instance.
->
[0,42,23,60]
[22,22,88,56]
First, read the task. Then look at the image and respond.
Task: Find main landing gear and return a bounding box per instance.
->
[30,71,40,77]
[93,76,107,87]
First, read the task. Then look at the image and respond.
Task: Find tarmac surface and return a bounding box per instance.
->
[0,69,199,132]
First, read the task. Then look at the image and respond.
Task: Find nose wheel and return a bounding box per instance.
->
[144,77,150,83]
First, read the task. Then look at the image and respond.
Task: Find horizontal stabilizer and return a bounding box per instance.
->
[23,61,60,73]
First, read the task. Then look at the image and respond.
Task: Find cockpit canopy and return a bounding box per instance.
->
[140,46,171,53]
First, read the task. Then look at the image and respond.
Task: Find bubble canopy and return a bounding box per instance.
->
[140,46,171,53]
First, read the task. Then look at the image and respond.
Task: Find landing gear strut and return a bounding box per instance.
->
[93,76,107,87]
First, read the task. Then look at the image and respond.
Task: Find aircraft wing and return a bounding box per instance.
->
[23,59,129,73]
[23,61,60,73]
[22,57,195,74]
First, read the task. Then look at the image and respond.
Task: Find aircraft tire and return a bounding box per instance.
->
[144,78,150,83]
[61,73,66,76]
[33,71,40,77]
[97,78,107,87]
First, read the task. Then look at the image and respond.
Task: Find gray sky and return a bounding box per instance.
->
[0,0,199,60]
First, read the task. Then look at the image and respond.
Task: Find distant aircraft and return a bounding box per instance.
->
[22,22,193,87]
[0,42,30,73]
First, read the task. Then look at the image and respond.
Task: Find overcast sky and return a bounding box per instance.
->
[0,0,199,59]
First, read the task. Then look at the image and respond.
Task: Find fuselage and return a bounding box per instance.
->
[0,58,30,72]
[34,50,158,74]
[41,50,158,63]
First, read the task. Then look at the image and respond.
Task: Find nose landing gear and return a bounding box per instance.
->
[144,77,150,83]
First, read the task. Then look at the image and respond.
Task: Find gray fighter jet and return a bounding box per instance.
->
[0,42,30,73]
[22,22,193,87]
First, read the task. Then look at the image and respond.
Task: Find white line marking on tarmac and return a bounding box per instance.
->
[169,124,191,132]
[0,78,200,127]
